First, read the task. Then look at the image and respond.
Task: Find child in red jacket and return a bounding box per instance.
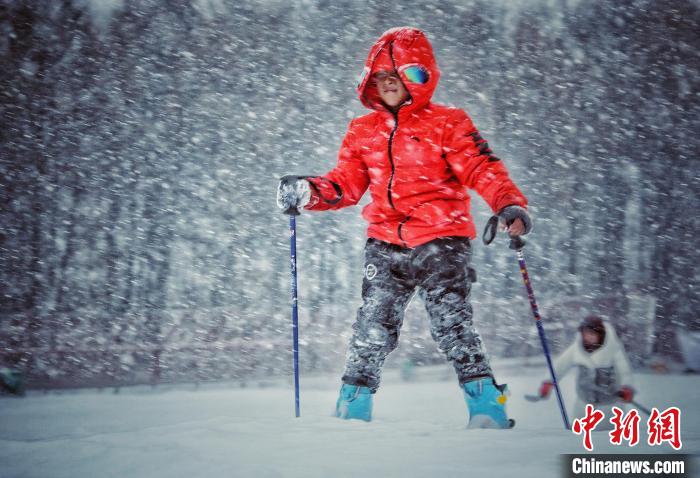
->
[277,27,530,428]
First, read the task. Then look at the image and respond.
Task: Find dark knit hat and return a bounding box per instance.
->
[579,315,605,335]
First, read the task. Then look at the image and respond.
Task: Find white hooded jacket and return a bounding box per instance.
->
[552,321,634,405]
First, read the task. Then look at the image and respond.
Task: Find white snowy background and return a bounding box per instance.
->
[1,0,699,476]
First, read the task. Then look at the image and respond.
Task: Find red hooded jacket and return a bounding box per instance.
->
[306,27,528,248]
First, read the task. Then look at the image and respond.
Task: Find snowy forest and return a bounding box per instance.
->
[1,0,698,390]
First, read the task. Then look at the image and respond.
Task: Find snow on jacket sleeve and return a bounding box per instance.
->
[442,109,528,213]
[305,120,369,211]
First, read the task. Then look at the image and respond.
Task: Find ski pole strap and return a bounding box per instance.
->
[482,215,499,245]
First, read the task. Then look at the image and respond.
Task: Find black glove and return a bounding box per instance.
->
[276,175,311,215]
[498,205,532,235]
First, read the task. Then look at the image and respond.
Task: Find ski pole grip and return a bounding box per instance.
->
[509,236,526,250]
[284,206,301,216]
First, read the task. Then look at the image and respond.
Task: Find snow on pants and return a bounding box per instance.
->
[342,236,492,392]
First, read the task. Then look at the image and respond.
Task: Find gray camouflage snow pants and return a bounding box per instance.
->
[342,236,492,392]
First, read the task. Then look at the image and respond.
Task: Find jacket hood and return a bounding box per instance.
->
[357,27,440,115]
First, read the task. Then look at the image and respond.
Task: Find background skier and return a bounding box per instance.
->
[536,316,635,429]
[277,27,531,428]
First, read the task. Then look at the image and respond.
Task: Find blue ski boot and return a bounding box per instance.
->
[462,377,515,429]
[334,384,372,422]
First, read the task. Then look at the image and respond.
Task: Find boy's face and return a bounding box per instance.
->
[581,329,603,352]
[371,70,409,108]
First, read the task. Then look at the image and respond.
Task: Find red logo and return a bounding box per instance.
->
[647,407,682,450]
[572,404,606,451]
[609,407,640,446]
[572,405,682,451]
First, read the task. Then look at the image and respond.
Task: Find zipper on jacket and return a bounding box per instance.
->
[386,40,402,211]
[386,110,398,210]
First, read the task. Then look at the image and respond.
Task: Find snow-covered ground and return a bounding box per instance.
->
[1,361,698,478]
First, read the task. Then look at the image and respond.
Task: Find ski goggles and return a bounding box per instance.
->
[399,65,430,84]
[360,64,430,88]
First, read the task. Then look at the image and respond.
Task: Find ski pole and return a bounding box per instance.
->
[288,208,301,418]
[483,216,570,430]
[629,399,652,417]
